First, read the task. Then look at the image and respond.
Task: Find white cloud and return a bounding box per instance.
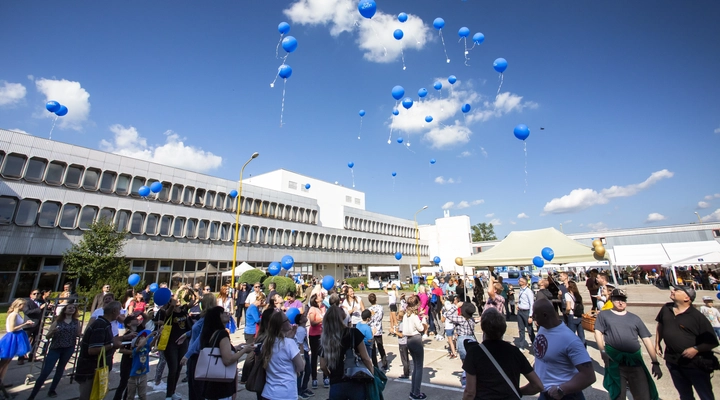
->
[100,125,222,173]
[700,209,720,222]
[509,221,516,225]
[703,193,720,200]
[443,199,483,210]
[434,176,455,184]
[698,201,710,209]
[489,218,502,226]
[465,92,538,124]
[458,151,472,158]
[543,169,674,214]
[0,81,26,106]
[587,222,608,231]
[471,200,484,205]
[35,78,91,131]
[457,201,471,209]
[9,128,29,134]
[441,201,454,210]
[284,0,431,63]
[517,213,529,219]
[485,213,494,218]
[646,213,666,223]
[714,126,720,134]
[479,147,488,158]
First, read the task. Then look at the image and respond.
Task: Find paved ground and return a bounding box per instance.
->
[2,284,719,399]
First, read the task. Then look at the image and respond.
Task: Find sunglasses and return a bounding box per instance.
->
[31,292,39,295]
[254,286,260,288]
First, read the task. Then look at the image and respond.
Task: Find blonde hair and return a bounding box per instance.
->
[8,298,27,314]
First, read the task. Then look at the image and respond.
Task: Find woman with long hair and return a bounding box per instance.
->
[320,306,373,400]
[341,287,365,327]
[180,293,219,400]
[0,299,34,391]
[239,292,266,384]
[27,304,82,399]
[123,288,135,312]
[385,283,399,336]
[235,282,250,327]
[156,292,193,399]
[217,285,232,311]
[403,295,427,400]
[416,286,429,339]
[260,311,305,399]
[564,281,586,346]
[307,292,327,389]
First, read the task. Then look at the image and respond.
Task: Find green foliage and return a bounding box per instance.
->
[63,218,131,299]
[262,276,296,297]
[346,277,368,288]
[238,269,267,287]
[471,222,497,242]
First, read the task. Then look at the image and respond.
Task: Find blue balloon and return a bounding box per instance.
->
[138,185,151,197]
[55,105,68,117]
[150,181,163,193]
[322,275,335,291]
[348,161,354,168]
[393,29,403,40]
[286,307,300,324]
[493,58,508,73]
[433,18,445,30]
[401,97,413,109]
[433,81,442,90]
[430,159,436,164]
[397,137,403,143]
[398,12,408,23]
[278,64,293,79]
[461,103,471,113]
[149,283,159,293]
[541,247,555,262]
[281,255,294,270]
[425,115,433,123]
[229,189,238,198]
[358,0,376,19]
[651,269,657,272]
[282,36,298,53]
[154,288,172,306]
[448,75,457,84]
[268,262,282,276]
[391,85,405,101]
[45,101,61,113]
[717,292,720,300]
[278,22,290,34]
[533,256,545,268]
[514,124,530,141]
[359,109,366,117]
[473,32,484,45]
[418,88,428,98]
[128,274,141,286]
[392,109,399,116]
[305,183,310,190]
[395,252,402,260]
[433,256,441,264]
[458,27,470,38]
[392,172,397,177]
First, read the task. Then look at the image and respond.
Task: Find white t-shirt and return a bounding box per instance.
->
[388,290,397,305]
[564,292,576,316]
[245,291,257,306]
[443,302,456,330]
[342,297,363,326]
[533,323,592,390]
[262,337,300,400]
[402,313,424,337]
[91,308,123,336]
[701,305,720,328]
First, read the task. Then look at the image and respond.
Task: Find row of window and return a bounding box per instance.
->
[344,216,417,238]
[0,196,429,255]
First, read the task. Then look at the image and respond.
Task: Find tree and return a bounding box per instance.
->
[63,218,131,297]
[471,222,497,242]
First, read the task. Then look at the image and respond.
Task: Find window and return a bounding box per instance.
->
[78,206,98,229]
[159,215,172,236]
[157,182,171,202]
[116,210,131,232]
[99,171,117,193]
[205,191,215,209]
[197,220,208,239]
[82,168,101,191]
[288,181,297,190]
[346,196,352,203]
[59,204,80,228]
[98,207,115,223]
[115,174,131,195]
[355,198,361,205]
[182,187,195,206]
[64,164,84,188]
[220,223,231,241]
[215,193,226,209]
[146,214,159,235]
[186,218,198,238]
[14,199,40,226]
[170,184,183,204]
[0,151,4,168]
[1,153,27,179]
[0,197,17,224]
[195,189,205,207]
[130,212,145,234]
[37,202,61,227]
[173,217,186,237]
[24,157,47,182]
[224,195,234,211]
[45,161,66,185]
[130,176,146,197]
[209,221,219,240]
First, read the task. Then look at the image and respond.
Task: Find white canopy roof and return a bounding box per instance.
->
[662,241,720,261]
[613,241,720,266]
[221,262,255,277]
[662,251,720,268]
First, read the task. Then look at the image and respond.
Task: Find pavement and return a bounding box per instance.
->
[2,283,719,400]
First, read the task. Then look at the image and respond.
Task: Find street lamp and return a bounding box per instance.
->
[694,212,703,224]
[414,206,428,276]
[231,152,259,289]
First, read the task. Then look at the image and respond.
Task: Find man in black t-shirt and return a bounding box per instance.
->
[76,301,123,400]
[656,286,718,400]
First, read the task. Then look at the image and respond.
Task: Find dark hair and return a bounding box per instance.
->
[295,312,307,326]
[123,314,139,329]
[200,306,226,347]
[260,312,287,368]
[460,302,476,319]
[568,281,583,304]
[256,308,275,342]
[309,294,321,308]
[368,293,376,304]
[286,291,295,298]
[361,309,372,320]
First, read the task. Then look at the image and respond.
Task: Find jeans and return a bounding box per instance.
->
[162,339,188,397]
[28,346,74,398]
[714,327,720,340]
[667,362,715,400]
[567,315,586,346]
[309,335,323,381]
[329,381,367,400]
[407,335,424,396]
[457,335,476,361]
[516,309,535,346]
[427,309,436,334]
[112,354,132,400]
[154,349,166,384]
[398,343,410,377]
[297,352,311,393]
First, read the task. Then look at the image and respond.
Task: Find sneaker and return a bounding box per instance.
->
[312,380,318,389]
[298,392,310,400]
[171,394,182,400]
[422,334,428,340]
[154,382,168,391]
[409,393,427,399]
[181,376,188,383]
[436,335,445,341]
[303,389,315,397]
[48,392,58,398]
[398,375,409,380]
[323,378,330,388]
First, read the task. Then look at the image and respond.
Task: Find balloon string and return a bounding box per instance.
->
[496,73,504,97]
[392,177,395,192]
[401,49,406,71]
[358,118,362,140]
[439,30,450,63]
[275,34,283,59]
[280,78,287,127]
[463,38,470,66]
[48,115,57,140]
[524,141,528,194]
[351,169,355,188]
[388,115,394,144]
[270,56,289,88]
[368,21,387,57]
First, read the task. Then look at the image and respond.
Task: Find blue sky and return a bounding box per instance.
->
[1,0,719,236]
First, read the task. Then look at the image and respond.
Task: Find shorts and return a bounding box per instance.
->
[445,328,455,337]
[389,304,398,312]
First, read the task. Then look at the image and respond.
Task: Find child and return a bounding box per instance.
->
[700,296,720,339]
[294,313,314,400]
[356,310,374,356]
[115,315,141,400]
[396,310,410,379]
[128,329,158,400]
[507,284,516,316]
[442,295,458,359]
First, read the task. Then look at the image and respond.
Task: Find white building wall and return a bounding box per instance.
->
[420,213,473,273]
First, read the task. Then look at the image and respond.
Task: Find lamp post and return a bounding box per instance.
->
[414,206,428,276]
[231,152,259,289]
[694,212,703,224]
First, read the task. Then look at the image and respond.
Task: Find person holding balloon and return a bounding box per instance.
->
[155,287,195,400]
[307,291,328,389]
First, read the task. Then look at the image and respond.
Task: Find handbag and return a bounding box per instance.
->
[89,347,109,400]
[343,328,374,383]
[157,315,172,351]
[479,342,520,399]
[195,330,237,382]
[245,342,266,393]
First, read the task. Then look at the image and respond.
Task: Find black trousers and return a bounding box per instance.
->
[112,354,132,400]
[240,333,256,382]
[163,339,188,397]
[309,335,323,381]
[371,336,387,368]
[236,304,245,326]
[187,353,206,400]
[398,343,410,377]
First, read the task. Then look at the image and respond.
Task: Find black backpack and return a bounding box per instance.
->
[573,296,584,316]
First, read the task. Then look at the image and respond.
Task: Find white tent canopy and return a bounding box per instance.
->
[613,241,720,266]
[221,262,255,277]
[662,251,720,268]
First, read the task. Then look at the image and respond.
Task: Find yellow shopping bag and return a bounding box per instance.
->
[90,347,109,400]
[157,316,173,351]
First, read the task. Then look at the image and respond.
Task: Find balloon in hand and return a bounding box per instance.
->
[286,307,300,324]
[268,262,282,276]
[149,283,159,293]
[281,255,294,270]
[154,288,172,306]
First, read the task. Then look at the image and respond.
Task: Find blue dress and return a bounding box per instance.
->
[0,314,31,359]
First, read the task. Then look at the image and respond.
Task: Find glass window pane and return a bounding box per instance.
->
[24,158,47,182]
[14,199,39,226]
[173,217,185,237]
[225,195,234,211]
[0,197,17,224]
[209,222,219,240]
[1,153,26,178]
[116,210,131,232]
[45,161,66,185]
[130,212,145,234]
[171,184,183,203]
[197,220,208,239]
[195,189,205,207]
[131,177,146,196]
[64,165,84,188]
[59,204,80,228]
[183,187,194,205]
[146,214,159,235]
[159,215,172,236]
[205,191,215,209]
[186,218,197,238]
[38,202,60,227]
[78,206,98,229]
[82,168,100,191]
[215,193,225,209]
[116,174,131,195]
[0,152,4,168]
[158,182,171,202]
[99,171,117,193]
[99,208,115,223]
